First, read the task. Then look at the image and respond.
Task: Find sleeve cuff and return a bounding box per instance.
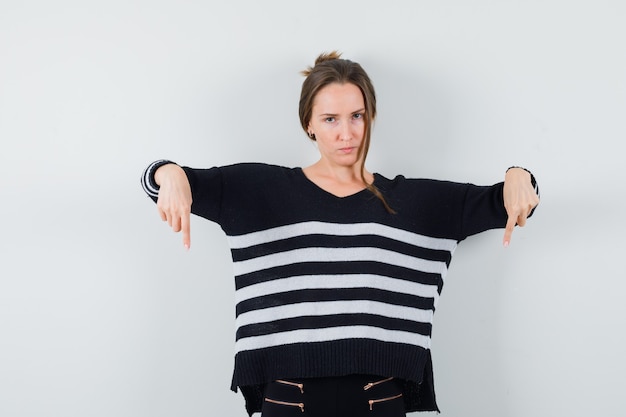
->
[141,159,176,198]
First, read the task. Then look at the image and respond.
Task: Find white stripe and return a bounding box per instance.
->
[235,325,431,352]
[232,247,447,277]
[235,300,433,328]
[234,274,439,305]
[227,221,457,252]
[141,161,162,197]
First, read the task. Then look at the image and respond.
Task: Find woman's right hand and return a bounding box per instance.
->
[154,164,193,249]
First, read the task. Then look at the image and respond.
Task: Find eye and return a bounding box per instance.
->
[325,117,336,123]
[352,113,364,120]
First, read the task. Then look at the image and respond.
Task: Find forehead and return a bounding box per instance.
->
[313,82,364,113]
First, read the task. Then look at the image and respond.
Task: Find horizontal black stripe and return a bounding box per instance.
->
[234,261,444,291]
[235,287,435,316]
[236,314,433,339]
[230,234,452,264]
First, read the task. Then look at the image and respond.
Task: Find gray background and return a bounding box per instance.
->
[1,1,624,416]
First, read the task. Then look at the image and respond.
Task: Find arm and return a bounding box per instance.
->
[502,167,540,247]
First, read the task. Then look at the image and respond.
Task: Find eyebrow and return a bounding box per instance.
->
[319,108,365,117]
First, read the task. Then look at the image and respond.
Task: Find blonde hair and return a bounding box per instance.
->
[299,51,395,213]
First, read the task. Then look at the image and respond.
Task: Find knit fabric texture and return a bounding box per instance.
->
[142,162,516,415]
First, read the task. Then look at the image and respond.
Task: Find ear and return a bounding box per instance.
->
[307,123,316,140]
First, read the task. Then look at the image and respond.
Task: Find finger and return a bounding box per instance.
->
[503,215,517,247]
[158,207,167,222]
[181,211,191,250]
[171,215,182,233]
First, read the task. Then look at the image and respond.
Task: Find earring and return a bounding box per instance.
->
[308,132,316,140]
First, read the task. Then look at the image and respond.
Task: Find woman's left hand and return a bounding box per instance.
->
[502,167,540,247]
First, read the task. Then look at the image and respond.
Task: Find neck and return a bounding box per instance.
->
[306,160,372,185]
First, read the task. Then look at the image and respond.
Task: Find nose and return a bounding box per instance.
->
[339,121,351,142]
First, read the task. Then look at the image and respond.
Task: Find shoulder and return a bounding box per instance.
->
[219,162,294,176]
[375,174,478,222]
[375,173,471,197]
[217,163,301,191]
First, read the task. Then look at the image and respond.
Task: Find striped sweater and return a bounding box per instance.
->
[141,161,536,415]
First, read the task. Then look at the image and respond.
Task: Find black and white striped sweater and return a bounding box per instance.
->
[141,161,536,415]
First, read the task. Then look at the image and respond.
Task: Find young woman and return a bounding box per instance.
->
[141,51,540,417]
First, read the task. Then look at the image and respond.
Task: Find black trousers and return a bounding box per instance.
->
[261,374,406,417]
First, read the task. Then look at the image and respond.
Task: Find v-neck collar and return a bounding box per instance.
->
[296,167,377,199]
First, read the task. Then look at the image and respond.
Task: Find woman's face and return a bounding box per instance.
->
[307,82,366,169]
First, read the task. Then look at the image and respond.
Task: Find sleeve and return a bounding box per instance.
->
[182,166,223,223]
[460,167,540,239]
[460,182,508,239]
[140,159,224,224]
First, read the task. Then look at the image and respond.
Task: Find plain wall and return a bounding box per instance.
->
[1,1,624,416]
